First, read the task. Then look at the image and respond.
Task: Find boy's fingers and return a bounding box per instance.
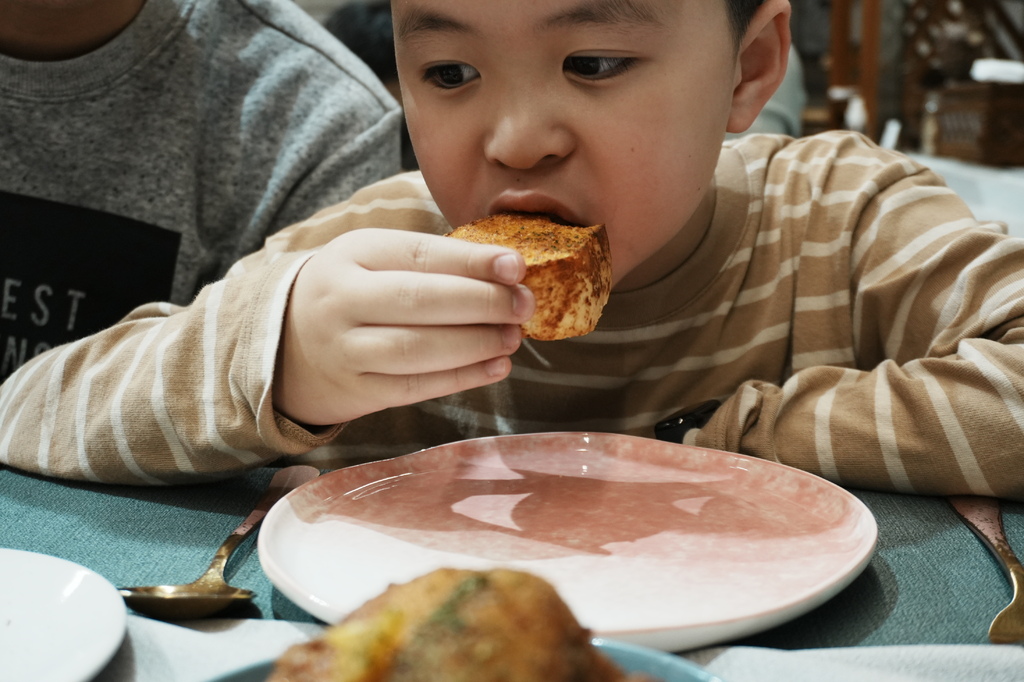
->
[277,229,536,425]
[338,324,522,376]
[359,357,514,413]
[344,228,526,284]
[345,271,535,327]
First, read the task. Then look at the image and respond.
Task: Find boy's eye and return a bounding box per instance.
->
[423,63,479,89]
[563,56,635,80]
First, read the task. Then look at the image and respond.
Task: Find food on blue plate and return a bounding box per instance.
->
[447,213,612,340]
[267,568,656,682]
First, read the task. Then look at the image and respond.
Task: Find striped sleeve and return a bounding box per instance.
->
[0,173,440,484]
[696,133,1024,500]
[0,251,321,484]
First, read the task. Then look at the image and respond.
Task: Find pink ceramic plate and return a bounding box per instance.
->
[258,433,876,651]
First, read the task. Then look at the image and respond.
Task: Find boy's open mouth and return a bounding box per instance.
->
[486,195,585,229]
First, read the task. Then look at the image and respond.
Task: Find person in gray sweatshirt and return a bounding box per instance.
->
[0,0,402,381]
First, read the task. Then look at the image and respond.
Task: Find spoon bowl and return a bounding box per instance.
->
[119,465,319,620]
[119,584,254,621]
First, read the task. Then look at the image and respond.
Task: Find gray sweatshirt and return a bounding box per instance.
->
[0,0,401,379]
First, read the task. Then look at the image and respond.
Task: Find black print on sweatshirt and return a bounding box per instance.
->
[0,191,179,381]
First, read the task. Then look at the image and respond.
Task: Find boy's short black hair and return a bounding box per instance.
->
[726,0,765,42]
[325,1,397,82]
[326,1,419,170]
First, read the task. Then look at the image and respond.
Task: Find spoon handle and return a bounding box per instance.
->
[948,495,1022,581]
[948,494,1024,643]
[209,465,321,571]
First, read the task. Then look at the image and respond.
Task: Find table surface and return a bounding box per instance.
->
[2,463,1023,674]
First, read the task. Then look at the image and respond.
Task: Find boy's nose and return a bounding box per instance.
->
[484,107,574,171]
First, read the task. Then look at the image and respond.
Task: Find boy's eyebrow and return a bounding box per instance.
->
[394,0,665,41]
[394,6,472,41]
[543,0,666,28]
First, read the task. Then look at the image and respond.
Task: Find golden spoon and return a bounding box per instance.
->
[948,495,1024,644]
[119,465,320,620]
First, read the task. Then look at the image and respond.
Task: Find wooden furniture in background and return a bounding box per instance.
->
[934,82,1024,165]
[828,0,1024,147]
[902,0,1024,150]
[828,0,883,139]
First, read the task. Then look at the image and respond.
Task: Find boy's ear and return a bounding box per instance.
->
[726,0,792,134]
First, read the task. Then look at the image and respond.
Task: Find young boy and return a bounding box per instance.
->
[2,0,1022,501]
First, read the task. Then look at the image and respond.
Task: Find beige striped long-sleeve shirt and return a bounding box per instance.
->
[2,131,1023,498]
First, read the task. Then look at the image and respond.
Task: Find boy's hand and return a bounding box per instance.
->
[273,228,535,426]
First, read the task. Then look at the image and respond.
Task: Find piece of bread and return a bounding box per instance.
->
[267,568,655,682]
[447,213,612,340]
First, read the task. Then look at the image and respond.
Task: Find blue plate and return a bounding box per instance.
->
[207,638,723,681]
[595,639,723,681]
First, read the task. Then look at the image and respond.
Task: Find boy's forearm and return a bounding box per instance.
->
[0,251,331,485]
[0,175,436,485]
[692,142,1024,501]
[696,280,1024,501]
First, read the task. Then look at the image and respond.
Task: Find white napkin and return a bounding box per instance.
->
[686,644,1024,682]
[95,616,1024,682]
[970,59,1024,84]
[93,616,324,682]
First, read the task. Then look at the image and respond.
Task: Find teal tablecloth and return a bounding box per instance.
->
[2,464,1022,650]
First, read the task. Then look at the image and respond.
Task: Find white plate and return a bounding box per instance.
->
[0,549,127,682]
[259,432,877,651]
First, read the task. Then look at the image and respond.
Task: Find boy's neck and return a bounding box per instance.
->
[0,0,147,61]
[615,182,719,292]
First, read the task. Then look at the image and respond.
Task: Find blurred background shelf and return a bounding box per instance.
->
[821,0,1024,162]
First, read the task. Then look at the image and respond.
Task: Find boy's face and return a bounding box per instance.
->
[394,0,755,290]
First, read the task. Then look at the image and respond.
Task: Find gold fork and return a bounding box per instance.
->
[948,495,1024,644]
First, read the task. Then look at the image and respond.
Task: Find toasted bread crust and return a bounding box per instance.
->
[447,213,612,340]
